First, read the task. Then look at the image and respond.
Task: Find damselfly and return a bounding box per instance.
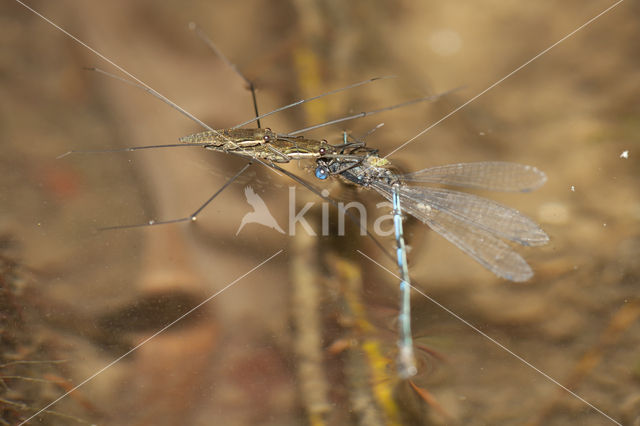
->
[199,127,549,377]
[308,138,549,376]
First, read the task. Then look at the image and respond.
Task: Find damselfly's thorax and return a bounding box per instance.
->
[316,152,401,187]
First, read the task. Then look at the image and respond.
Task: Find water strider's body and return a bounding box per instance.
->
[179,128,336,162]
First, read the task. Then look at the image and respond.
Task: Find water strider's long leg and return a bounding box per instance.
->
[286,87,461,136]
[231,76,397,129]
[99,162,253,230]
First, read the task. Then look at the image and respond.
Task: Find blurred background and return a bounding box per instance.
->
[1,0,638,424]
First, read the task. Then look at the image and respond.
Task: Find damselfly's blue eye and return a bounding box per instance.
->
[315,166,329,180]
